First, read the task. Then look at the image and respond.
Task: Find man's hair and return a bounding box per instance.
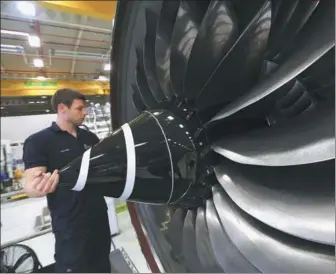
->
[51,88,86,112]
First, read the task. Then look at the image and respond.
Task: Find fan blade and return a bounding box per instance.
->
[182,210,205,272]
[280,91,314,118]
[212,185,335,273]
[210,2,335,122]
[135,47,158,108]
[267,1,319,60]
[205,199,260,272]
[213,106,335,166]
[195,207,223,272]
[277,80,306,109]
[155,1,180,98]
[170,1,209,97]
[196,1,271,110]
[143,9,167,102]
[301,48,335,89]
[183,0,238,100]
[132,92,147,112]
[166,208,187,262]
[215,159,335,245]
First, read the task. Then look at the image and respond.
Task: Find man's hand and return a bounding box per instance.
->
[24,168,59,198]
[34,169,59,193]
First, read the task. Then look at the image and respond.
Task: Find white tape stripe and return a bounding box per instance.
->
[72,147,91,191]
[119,123,136,200]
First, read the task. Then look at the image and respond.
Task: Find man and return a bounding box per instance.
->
[23,88,111,273]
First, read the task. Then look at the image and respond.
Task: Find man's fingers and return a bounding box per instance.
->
[43,170,59,193]
[49,174,60,193]
[36,172,51,191]
[31,174,44,188]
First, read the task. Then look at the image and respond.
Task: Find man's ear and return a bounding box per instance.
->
[58,103,67,113]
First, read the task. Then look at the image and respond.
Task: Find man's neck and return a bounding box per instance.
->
[56,118,77,137]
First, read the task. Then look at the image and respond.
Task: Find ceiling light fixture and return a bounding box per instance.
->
[104,63,111,71]
[35,76,46,80]
[28,35,40,47]
[33,58,44,68]
[1,44,20,48]
[1,29,29,37]
[16,1,36,17]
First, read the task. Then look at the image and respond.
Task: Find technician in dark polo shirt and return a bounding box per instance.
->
[23,88,111,273]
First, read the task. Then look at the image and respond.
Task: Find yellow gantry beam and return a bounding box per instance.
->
[39,1,117,21]
[1,79,110,97]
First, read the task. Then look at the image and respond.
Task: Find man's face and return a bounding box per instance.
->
[62,99,88,125]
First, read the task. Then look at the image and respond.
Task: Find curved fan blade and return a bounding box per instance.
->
[277,81,307,109]
[195,1,272,110]
[135,47,158,108]
[301,48,335,92]
[280,91,314,118]
[212,185,335,273]
[166,208,187,262]
[132,84,147,112]
[210,3,335,122]
[267,1,319,59]
[195,207,223,272]
[213,106,335,166]
[214,159,335,245]
[182,210,205,273]
[267,80,316,122]
[155,1,180,98]
[144,9,167,102]
[183,0,238,100]
[205,199,260,272]
[170,1,209,97]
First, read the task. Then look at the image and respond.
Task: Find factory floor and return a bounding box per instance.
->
[1,198,151,273]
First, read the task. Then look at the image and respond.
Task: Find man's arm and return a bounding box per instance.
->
[23,135,59,198]
[24,168,59,198]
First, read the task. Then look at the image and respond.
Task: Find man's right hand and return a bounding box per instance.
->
[24,168,59,198]
[33,169,59,193]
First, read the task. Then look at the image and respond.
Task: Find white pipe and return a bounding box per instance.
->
[1,50,109,61]
[48,49,52,67]
[71,30,84,75]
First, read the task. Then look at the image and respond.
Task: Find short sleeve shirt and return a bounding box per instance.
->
[23,122,107,232]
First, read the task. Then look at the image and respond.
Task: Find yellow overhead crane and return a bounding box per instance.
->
[1,79,110,97]
[39,1,117,21]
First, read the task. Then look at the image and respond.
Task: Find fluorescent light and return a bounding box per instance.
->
[1,29,29,37]
[103,63,111,71]
[1,44,20,48]
[33,58,44,68]
[96,75,109,81]
[28,35,40,47]
[16,2,36,17]
[0,48,19,53]
[35,76,46,80]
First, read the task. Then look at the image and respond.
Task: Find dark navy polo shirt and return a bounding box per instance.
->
[23,122,107,233]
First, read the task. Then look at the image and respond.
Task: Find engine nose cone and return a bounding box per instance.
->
[58,109,198,204]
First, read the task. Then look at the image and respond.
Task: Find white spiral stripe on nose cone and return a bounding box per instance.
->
[119,123,136,200]
[72,147,92,191]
